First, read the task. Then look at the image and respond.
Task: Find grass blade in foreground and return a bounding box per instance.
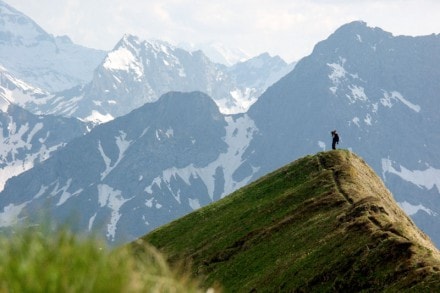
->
[0,229,202,292]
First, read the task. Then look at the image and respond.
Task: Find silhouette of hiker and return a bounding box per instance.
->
[331,130,339,150]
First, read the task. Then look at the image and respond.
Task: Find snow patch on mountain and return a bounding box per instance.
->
[145,197,162,209]
[88,213,97,231]
[85,110,114,124]
[364,113,373,126]
[188,198,201,210]
[0,96,9,112]
[155,128,174,141]
[97,184,132,241]
[348,85,368,103]
[327,58,360,95]
[103,47,143,78]
[382,158,440,193]
[221,115,259,192]
[42,94,83,117]
[34,185,49,199]
[0,159,33,191]
[99,131,132,180]
[351,117,361,127]
[0,201,29,227]
[0,67,49,108]
[328,62,347,85]
[216,88,258,115]
[381,91,421,112]
[399,201,437,216]
[51,179,83,206]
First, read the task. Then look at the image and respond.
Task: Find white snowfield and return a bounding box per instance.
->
[382,158,440,216]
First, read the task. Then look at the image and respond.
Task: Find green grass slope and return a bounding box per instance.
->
[135,150,440,292]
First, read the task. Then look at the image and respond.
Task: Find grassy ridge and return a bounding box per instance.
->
[139,150,440,292]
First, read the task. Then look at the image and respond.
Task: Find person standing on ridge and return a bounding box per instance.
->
[331,130,339,150]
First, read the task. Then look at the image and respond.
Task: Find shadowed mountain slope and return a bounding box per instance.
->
[136,150,440,292]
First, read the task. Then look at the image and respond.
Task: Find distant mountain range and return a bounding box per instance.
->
[0,0,293,188]
[0,0,293,124]
[0,0,439,250]
[0,0,106,92]
[36,35,293,123]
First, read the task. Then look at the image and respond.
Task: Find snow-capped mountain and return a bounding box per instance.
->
[1,21,439,248]
[0,0,106,92]
[40,35,292,123]
[0,1,293,123]
[0,91,257,243]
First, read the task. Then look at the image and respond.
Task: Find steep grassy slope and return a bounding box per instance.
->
[135,150,440,292]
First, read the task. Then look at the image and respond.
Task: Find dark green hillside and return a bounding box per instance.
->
[134,150,440,292]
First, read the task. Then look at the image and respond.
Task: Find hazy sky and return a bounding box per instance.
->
[6,0,440,62]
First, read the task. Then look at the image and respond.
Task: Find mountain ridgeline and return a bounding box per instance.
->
[0,0,291,217]
[138,151,440,291]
